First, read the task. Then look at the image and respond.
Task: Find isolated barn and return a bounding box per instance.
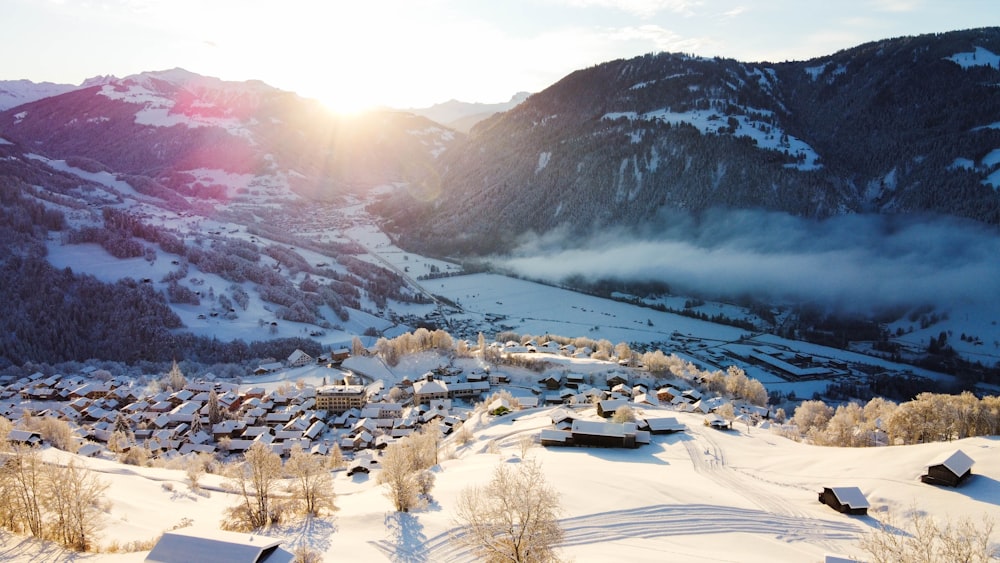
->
[145,527,293,563]
[921,449,974,487]
[818,486,870,515]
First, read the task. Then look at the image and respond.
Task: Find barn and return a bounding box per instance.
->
[921,449,974,487]
[818,486,870,515]
[145,528,293,563]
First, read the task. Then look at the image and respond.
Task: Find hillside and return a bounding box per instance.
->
[1,350,997,562]
[372,28,1000,256]
[0,68,456,200]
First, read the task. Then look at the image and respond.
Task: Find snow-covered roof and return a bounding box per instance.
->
[828,487,870,509]
[929,449,974,476]
[144,527,293,563]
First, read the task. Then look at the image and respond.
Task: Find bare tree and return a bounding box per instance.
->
[860,508,997,563]
[453,460,563,562]
[223,442,283,530]
[5,444,45,537]
[518,433,535,459]
[377,440,419,512]
[285,446,336,517]
[44,460,108,551]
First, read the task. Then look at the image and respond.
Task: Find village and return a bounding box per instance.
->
[0,335,787,471]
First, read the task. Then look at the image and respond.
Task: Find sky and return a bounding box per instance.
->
[3,0,999,112]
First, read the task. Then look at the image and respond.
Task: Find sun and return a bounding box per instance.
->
[315,89,384,116]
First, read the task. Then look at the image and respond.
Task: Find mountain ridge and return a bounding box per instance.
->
[371,27,1000,257]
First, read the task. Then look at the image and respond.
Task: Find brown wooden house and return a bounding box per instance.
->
[921,449,974,487]
[818,486,869,515]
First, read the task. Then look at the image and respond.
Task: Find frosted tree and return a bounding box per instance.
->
[792,400,833,435]
[377,440,419,512]
[285,445,336,517]
[223,442,284,530]
[43,460,108,551]
[453,460,563,562]
[207,389,223,425]
[859,508,997,563]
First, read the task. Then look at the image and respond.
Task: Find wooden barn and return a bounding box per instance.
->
[818,486,870,515]
[145,527,293,562]
[921,449,974,487]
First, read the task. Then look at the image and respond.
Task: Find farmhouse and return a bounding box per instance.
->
[818,487,870,515]
[921,449,974,487]
[541,419,650,449]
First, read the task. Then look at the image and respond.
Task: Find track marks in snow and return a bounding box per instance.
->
[370,503,860,562]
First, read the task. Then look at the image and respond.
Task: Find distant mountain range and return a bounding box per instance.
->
[406,92,531,133]
[0,68,454,200]
[372,27,1000,256]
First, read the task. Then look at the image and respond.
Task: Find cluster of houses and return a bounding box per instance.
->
[530,369,769,446]
[0,362,490,463]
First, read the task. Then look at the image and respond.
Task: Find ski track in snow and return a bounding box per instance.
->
[681,428,861,552]
[369,501,860,562]
[369,423,863,561]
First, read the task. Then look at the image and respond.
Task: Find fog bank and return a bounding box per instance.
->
[500,209,1000,314]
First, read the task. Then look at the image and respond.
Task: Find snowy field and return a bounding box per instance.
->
[2,380,997,562]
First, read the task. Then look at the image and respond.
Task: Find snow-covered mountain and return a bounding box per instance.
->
[407,91,531,132]
[0,79,78,110]
[374,28,1000,258]
[0,68,457,199]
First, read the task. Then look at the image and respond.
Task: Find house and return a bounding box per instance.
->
[539,374,563,390]
[144,527,294,563]
[641,417,685,434]
[596,398,629,418]
[921,449,974,487]
[254,362,284,375]
[7,429,43,447]
[412,377,448,406]
[818,487,870,515]
[287,349,313,368]
[330,348,351,364]
[563,419,650,449]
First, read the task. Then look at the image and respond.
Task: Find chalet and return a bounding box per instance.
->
[347,454,378,476]
[287,349,313,368]
[518,395,540,409]
[7,429,43,447]
[597,398,629,418]
[641,417,685,434]
[818,487,870,515]
[330,348,351,364]
[254,362,284,375]
[542,420,650,449]
[565,373,586,388]
[539,374,563,390]
[488,397,513,415]
[921,449,974,487]
[605,372,629,388]
[145,527,294,563]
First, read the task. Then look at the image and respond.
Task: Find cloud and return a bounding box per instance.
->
[500,209,1000,315]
